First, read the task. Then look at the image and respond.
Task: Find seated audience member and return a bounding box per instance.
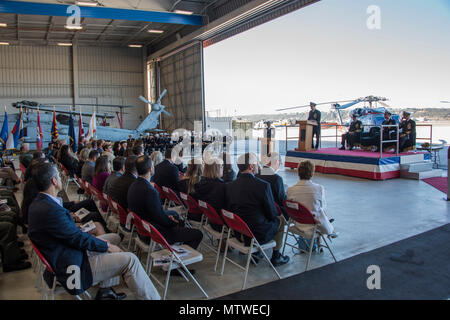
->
[24,155,46,182]
[118,141,127,157]
[112,141,120,157]
[43,142,55,162]
[92,156,111,193]
[177,158,202,196]
[0,221,31,272]
[153,147,180,192]
[194,157,227,232]
[19,143,33,168]
[108,155,138,211]
[222,152,236,182]
[103,157,125,195]
[0,160,21,188]
[226,153,289,266]
[178,158,202,221]
[256,152,288,219]
[27,162,160,300]
[58,145,79,177]
[286,160,335,241]
[78,142,92,174]
[133,145,144,157]
[77,138,87,156]
[128,156,203,250]
[96,139,105,154]
[21,163,109,234]
[150,151,163,167]
[81,150,99,184]
[102,143,115,164]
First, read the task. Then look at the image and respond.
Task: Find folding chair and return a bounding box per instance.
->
[109,199,134,250]
[179,192,204,229]
[151,182,168,208]
[282,200,337,271]
[74,175,87,200]
[162,186,184,208]
[19,162,26,181]
[30,241,91,300]
[161,186,189,225]
[197,200,227,272]
[87,184,109,218]
[220,209,282,290]
[129,212,151,272]
[103,193,120,231]
[59,164,77,192]
[139,218,208,300]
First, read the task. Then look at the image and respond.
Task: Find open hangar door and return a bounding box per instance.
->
[148,0,319,133]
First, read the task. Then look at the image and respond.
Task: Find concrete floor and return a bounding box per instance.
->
[1,161,449,300]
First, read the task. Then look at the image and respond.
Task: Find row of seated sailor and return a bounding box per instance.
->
[339,110,416,153]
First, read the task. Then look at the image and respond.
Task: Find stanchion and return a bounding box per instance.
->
[447,146,449,201]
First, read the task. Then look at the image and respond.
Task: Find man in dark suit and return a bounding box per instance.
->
[256,152,288,220]
[108,155,138,211]
[153,148,180,192]
[128,156,203,250]
[27,162,160,300]
[227,153,289,266]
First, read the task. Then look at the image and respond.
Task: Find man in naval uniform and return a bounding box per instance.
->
[399,111,416,152]
[339,113,363,150]
[308,102,321,149]
[378,110,397,151]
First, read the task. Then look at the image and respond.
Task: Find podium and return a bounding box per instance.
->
[295,120,317,151]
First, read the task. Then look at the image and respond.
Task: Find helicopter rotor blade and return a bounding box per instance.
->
[276,99,356,112]
[156,89,167,105]
[138,95,152,106]
[378,101,393,109]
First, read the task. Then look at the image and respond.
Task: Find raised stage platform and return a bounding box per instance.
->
[284,147,431,180]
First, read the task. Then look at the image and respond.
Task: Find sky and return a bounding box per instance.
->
[203,0,450,116]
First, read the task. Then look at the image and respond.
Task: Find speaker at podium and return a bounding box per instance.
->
[295,120,317,151]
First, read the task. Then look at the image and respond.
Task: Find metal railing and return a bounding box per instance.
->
[284,124,345,151]
[416,124,433,146]
[379,124,399,157]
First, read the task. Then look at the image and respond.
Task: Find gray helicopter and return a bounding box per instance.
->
[0,89,171,149]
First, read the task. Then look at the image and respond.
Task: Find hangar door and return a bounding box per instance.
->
[158,42,204,132]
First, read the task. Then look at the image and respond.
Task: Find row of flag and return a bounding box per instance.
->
[0,107,97,152]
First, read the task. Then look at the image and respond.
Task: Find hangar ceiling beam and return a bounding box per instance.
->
[0,0,203,25]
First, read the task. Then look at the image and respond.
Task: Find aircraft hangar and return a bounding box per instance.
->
[0,0,448,305]
[0,0,318,131]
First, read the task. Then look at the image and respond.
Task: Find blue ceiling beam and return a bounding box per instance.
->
[0,0,203,25]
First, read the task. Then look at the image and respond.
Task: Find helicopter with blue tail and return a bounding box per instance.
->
[1,89,171,149]
[277,95,401,130]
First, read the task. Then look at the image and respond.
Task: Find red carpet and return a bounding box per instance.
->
[423,177,448,194]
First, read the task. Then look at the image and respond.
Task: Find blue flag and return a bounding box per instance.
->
[68,112,77,153]
[5,110,23,150]
[0,110,8,150]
